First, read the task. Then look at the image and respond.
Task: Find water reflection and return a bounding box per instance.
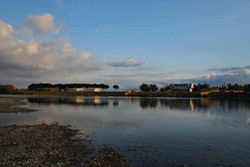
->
[140,98,158,108]
[27,97,250,112]
[113,100,119,106]
[1,96,250,167]
[158,98,250,112]
[28,97,109,106]
[110,121,138,134]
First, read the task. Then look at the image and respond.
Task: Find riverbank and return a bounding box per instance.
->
[0,123,131,167]
[0,97,131,167]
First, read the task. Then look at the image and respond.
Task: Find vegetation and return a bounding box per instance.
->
[140,83,150,92]
[0,85,16,93]
[244,84,250,92]
[227,83,244,90]
[140,83,158,92]
[160,85,170,92]
[150,84,158,91]
[113,85,119,91]
[193,83,209,91]
[28,83,110,91]
[1,82,250,99]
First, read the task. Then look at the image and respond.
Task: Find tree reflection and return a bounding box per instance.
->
[113,100,119,106]
[140,98,158,108]
[28,97,109,107]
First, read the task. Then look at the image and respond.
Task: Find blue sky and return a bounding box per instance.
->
[0,0,250,89]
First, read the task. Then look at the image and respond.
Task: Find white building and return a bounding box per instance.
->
[67,88,102,92]
[85,88,101,92]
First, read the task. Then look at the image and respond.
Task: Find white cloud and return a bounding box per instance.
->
[0,16,108,88]
[110,58,140,67]
[22,13,64,35]
[0,19,13,39]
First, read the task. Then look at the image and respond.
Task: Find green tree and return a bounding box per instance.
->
[198,83,209,89]
[140,83,150,91]
[160,87,165,92]
[113,85,119,91]
[150,84,158,92]
[228,83,243,90]
[244,84,250,92]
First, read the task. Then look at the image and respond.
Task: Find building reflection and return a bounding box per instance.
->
[27,96,250,111]
[141,98,250,111]
[28,97,109,107]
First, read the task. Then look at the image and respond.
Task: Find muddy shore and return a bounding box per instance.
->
[0,97,131,167]
[0,123,131,167]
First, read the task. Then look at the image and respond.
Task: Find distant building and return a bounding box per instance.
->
[125,89,139,95]
[66,88,102,92]
[169,83,194,92]
[75,88,84,92]
[86,88,102,92]
[40,87,60,92]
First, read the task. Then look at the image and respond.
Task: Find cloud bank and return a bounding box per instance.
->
[169,66,250,86]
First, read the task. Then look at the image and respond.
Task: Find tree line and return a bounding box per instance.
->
[139,83,250,92]
[28,83,110,90]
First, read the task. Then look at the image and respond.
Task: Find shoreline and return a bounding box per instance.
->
[0,97,131,167]
[0,123,131,167]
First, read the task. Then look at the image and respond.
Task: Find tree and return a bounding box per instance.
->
[228,83,243,90]
[150,84,158,92]
[28,83,110,90]
[160,87,165,92]
[140,83,150,91]
[244,84,250,92]
[113,85,119,91]
[160,85,170,92]
[197,83,209,89]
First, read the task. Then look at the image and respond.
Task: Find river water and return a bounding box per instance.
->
[0,96,250,167]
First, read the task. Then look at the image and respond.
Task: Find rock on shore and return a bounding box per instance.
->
[0,123,131,167]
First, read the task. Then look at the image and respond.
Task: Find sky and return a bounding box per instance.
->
[0,0,250,89]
